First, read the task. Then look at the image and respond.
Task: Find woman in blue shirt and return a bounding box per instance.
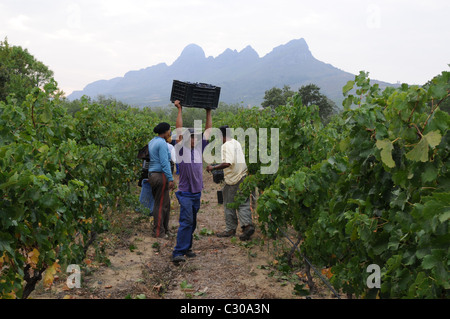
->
[148,122,175,238]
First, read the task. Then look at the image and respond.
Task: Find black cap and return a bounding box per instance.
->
[154,122,171,134]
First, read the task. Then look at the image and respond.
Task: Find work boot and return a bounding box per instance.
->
[216,229,236,238]
[172,255,186,264]
[185,250,197,258]
[239,225,255,241]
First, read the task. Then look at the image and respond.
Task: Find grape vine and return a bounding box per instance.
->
[223,70,449,298]
[0,82,160,298]
[1,41,448,299]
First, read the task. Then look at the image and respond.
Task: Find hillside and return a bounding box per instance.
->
[68,38,395,107]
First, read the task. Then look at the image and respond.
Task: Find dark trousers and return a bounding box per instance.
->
[148,172,171,238]
[172,191,201,257]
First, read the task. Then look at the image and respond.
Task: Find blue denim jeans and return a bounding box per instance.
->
[172,191,201,257]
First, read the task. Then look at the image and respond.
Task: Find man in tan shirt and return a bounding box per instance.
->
[206,125,254,241]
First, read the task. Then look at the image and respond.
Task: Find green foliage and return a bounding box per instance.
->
[261,85,295,109]
[262,84,337,123]
[0,38,55,102]
[225,70,449,298]
[0,42,161,298]
[423,71,450,114]
[298,84,337,123]
[0,87,160,297]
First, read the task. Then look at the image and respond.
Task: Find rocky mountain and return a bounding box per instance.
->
[68,38,394,107]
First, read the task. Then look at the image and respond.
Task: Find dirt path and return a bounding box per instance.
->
[30,169,335,300]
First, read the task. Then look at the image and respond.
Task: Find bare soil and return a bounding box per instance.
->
[30,169,337,300]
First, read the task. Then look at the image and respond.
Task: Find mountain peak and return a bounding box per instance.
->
[182,43,205,55]
[286,38,309,49]
[219,48,238,56]
[263,37,312,62]
[216,45,259,64]
[173,43,205,64]
[240,45,259,58]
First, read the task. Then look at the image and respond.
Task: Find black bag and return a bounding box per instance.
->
[212,168,224,184]
[217,190,223,204]
[138,159,150,187]
[137,145,150,161]
[137,144,175,187]
[137,145,150,187]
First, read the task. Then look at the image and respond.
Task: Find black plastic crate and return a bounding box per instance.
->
[170,80,221,109]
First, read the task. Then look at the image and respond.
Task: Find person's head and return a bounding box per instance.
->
[188,128,201,149]
[188,128,196,149]
[153,122,171,141]
[219,125,230,143]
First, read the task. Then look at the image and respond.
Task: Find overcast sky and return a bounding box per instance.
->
[1,0,449,96]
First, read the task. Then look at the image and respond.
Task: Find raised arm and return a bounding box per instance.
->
[174,100,183,143]
[203,108,212,141]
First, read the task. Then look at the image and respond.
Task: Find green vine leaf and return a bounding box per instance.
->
[406,138,429,162]
[423,130,442,148]
[343,80,355,95]
[406,130,442,162]
[376,139,395,168]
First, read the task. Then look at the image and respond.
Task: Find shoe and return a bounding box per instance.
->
[239,225,255,241]
[216,229,236,238]
[186,250,197,258]
[172,255,186,264]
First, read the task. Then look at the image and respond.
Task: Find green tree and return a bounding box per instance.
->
[262,83,337,123]
[0,38,54,102]
[261,85,294,109]
[298,84,337,123]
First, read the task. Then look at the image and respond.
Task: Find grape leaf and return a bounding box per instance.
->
[406,138,428,162]
[40,106,52,123]
[376,139,395,168]
[405,131,442,162]
[424,130,442,148]
[0,233,14,255]
[439,211,450,223]
[38,144,49,153]
[343,81,355,95]
[421,164,438,183]
[27,248,40,269]
[43,261,61,287]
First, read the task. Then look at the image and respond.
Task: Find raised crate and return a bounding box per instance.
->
[170,80,221,109]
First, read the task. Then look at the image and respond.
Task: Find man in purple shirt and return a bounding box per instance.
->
[172,100,212,263]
